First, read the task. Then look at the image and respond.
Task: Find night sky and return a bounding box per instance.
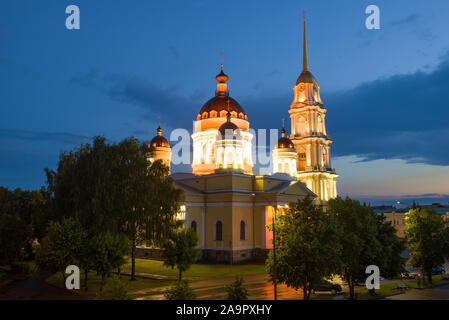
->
[1,0,449,204]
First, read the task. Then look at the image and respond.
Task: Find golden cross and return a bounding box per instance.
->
[282,118,285,128]
[158,116,160,127]
[220,52,224,69]
[303,10,306,22]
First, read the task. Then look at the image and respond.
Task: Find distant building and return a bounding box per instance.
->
[377,204,449,239]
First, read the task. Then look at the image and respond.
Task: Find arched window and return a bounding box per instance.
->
[240,221,246,241]
[190,221,197,233]
[215,221,223,241]
[297,116,306,136]
[322,149,327,167]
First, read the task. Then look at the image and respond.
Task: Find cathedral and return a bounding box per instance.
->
[146,18,338,263]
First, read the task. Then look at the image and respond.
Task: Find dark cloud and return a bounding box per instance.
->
[389,13,419,27]
[72,70,199,130]
[72,50,449,166]
[0,127,90,145]
[168,46,183,60]
[241,51,449,166]
[322,51,449,165]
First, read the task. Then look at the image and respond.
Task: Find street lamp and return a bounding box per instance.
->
[251,193,278,300]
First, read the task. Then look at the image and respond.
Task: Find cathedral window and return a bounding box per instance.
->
[298,151,306,171]
[202,112,208,119]
[220,110,227,118]
[210,111,217,118]
[191,220,197,233]
[240,220,246,241]
[215,221,223,241]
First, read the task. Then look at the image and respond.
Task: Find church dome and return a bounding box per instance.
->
[197,68,247,120]
[215,70,229,83]
[149,126,170,148]
[296,70,317,85]
[199,96,246,118]
[276,128,294,149]
[217,113,240,139]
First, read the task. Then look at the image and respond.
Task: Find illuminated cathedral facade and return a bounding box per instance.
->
[146,18,338,262]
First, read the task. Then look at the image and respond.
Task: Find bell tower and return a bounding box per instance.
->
[288,16,338,202]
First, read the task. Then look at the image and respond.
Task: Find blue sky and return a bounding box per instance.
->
[1,0,449,204]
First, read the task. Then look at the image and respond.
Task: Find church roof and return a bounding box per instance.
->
[149,126,170,148]
[218,112,240,139]
[276,127,294,149]
[199,96,246,117]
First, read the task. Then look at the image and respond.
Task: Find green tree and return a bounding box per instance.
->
[328,197,380,300]
[0,187,46,264]
[37,218,87,285]
[225,276,248,300]
[164,280,196,300]
[89,232,129,292]
[162,228,200,282]
[266,196,341,299]
[374,214,406,278]
[406,207,449,284]
[45,136,183,281]
[113,139,183,280]
[99,278,131,300]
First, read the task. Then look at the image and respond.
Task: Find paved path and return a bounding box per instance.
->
[386,283,449,300]
[0,269,91,300]
[132,274,311,300]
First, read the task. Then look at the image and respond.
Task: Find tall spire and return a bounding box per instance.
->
[157,116,162,136]
[281,118,286,137]
[302,14,309,72]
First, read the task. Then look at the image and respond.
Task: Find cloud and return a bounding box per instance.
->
[240,51,449,166]
[321,51,449,165]
[389,13,419,27]
[72,70,200,130]
[168,46,183,60]
[0,127,90,145]
[72,50,449,167]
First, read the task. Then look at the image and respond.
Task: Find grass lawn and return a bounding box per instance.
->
[121,258,267,278]
[312,276,449,300]
[347,275,449,300]
[46,271,175,298]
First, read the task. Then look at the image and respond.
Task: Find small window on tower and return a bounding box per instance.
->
[210,111,217,118]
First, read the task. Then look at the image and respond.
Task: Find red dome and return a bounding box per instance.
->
[199,96,246,118]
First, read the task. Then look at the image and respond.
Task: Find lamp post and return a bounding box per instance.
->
[251,193,278,300]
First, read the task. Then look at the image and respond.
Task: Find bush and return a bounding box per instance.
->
[164,280,196,300]
[10,261,31,274]
[21,242,40,261]
[98,279,131,300]
[225,276,248,300]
